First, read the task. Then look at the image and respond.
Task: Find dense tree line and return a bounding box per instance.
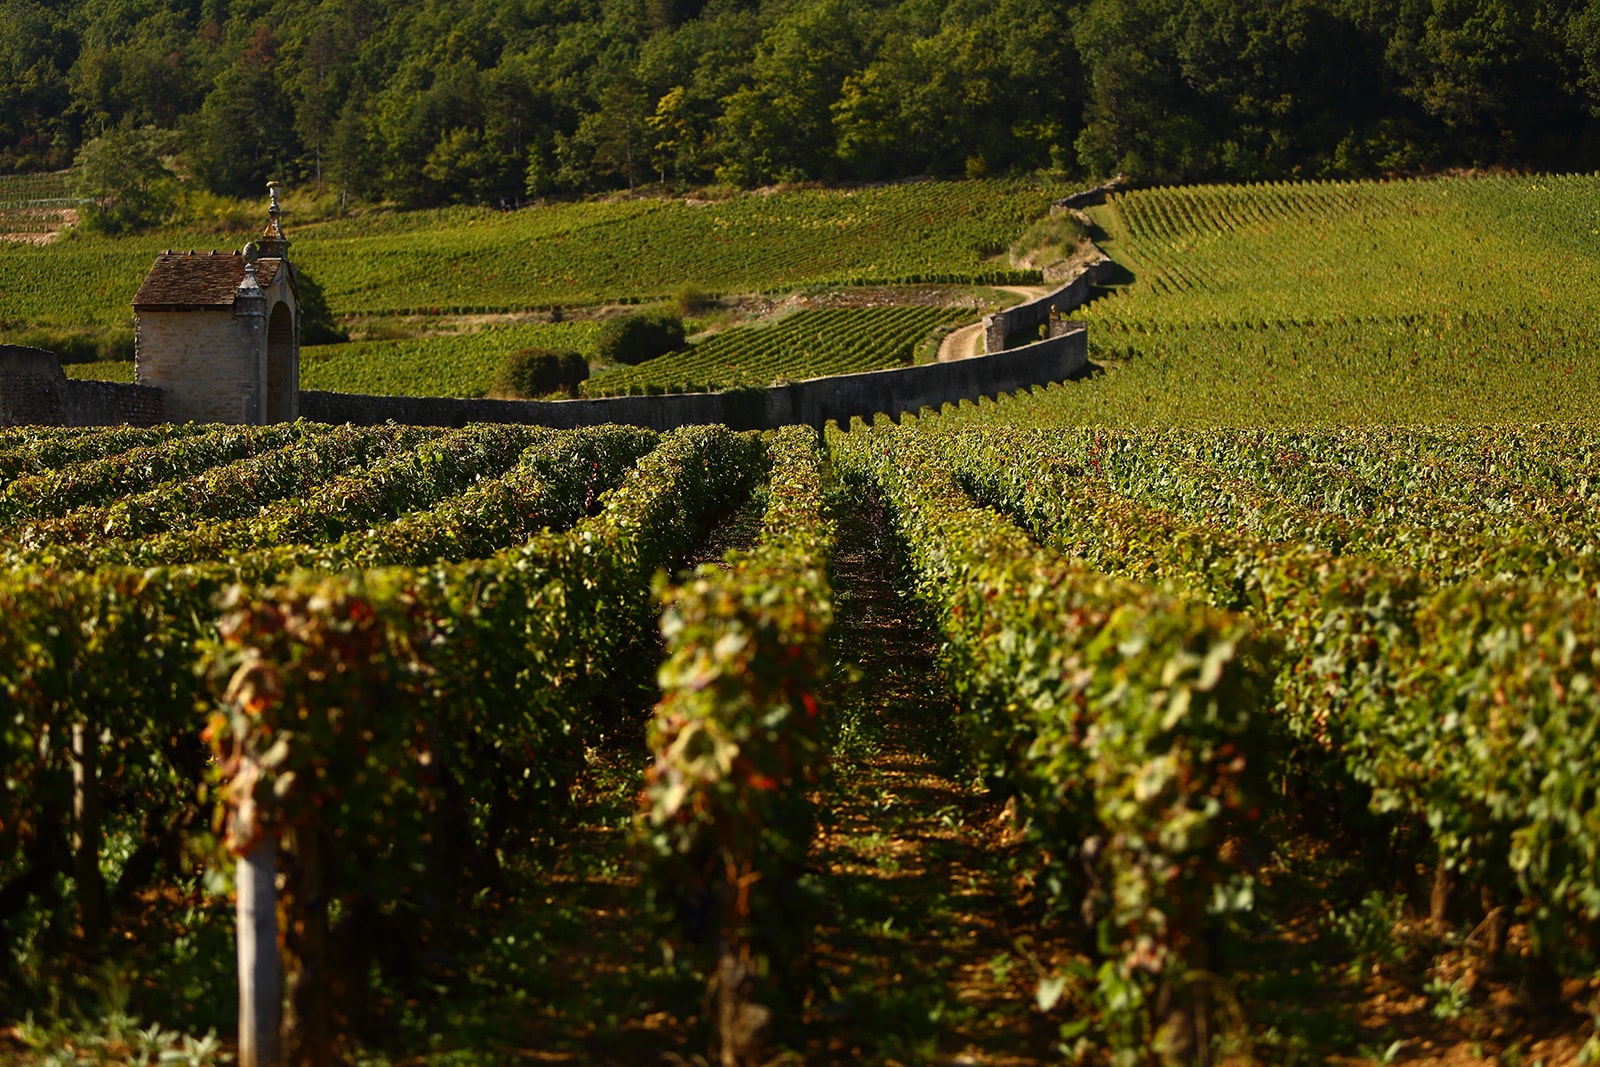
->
[3,0,1600,209]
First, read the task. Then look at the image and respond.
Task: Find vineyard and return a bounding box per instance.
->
[1049,176,1600,426]
[0,179,1049,336]
[61,361,135,382]
[582,306,967,396]
[295,308,965,399]
[0,207,76,239]
[4,174,1600,1066]
[826,412,1600,1061]
[0,173,71,205]
[300,322,601,397]
[291,180,1048,315]
[0,172,81,240]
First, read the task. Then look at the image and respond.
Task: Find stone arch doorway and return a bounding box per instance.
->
[265,301,296,422]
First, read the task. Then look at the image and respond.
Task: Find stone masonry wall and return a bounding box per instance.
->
[0,345,165,427]
[0,346,71,426]
[63,378,166,426]
[1052,176,1128,211]
[982,259,1114,354]
[9,179,1120,431]
[0,323,1089,432]
[300,324,1087,431]
[136,309,255,423]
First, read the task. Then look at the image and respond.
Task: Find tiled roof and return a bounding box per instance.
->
[132,252,283,310]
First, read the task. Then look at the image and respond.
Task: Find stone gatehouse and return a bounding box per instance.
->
[0,185,303,428]
[132,183,301,424]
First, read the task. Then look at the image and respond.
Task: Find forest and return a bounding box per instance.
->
[4,0,1600,214]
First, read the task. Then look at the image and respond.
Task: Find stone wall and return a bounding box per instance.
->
[301,324,1088,432]
[136,309,257,423]
[0,325,1088,433]
[63,378,166,427]
[1052,176,1128,211]
[0,345,165,427]
[982,259,1114,353]
[0,346,74,427]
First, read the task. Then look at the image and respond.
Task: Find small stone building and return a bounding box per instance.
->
[132,185,300,424]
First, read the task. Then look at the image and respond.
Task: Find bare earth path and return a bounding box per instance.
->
[797,486,1074,1064]
[935,285,1053,363]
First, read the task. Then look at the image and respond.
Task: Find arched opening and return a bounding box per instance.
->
[265,301,296,423]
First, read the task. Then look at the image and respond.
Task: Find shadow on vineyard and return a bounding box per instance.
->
[798,485,1073,1064]
[379,750,703,1066]
[1193,797,1600,1065]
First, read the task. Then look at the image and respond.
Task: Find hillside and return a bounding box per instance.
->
[5,0,1600,213]
[4,174,1600,1067]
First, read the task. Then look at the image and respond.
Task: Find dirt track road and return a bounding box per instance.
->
[935,284,1054,362]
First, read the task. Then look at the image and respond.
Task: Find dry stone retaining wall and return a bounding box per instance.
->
[301,325,1088,431]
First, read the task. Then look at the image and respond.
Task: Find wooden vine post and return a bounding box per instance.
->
[71,713,104,944]
[236,832,282,1067]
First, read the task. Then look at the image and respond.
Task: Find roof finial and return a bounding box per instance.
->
[239,256,263,298]
[258,180,290,258]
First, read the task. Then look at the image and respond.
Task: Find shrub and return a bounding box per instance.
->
[488,347,589,398]
[1009,212,1087,266]
[672,283,713,316]
[597,308,686,366]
